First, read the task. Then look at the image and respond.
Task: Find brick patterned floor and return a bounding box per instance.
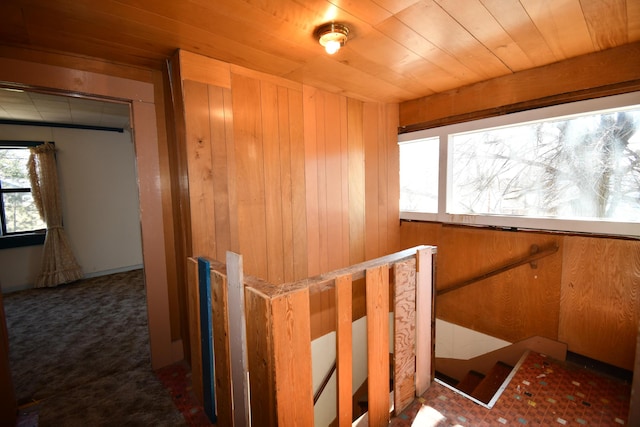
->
[391,352,631,426]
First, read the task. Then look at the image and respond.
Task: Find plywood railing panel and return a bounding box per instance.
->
[366,264,391,426]
[393,258,417,414]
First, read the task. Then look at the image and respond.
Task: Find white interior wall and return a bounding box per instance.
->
[436,318,511,359]
[312,314,396,427]
[0,124,142,292]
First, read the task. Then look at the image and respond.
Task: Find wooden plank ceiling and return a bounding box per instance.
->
[1,0,639,103]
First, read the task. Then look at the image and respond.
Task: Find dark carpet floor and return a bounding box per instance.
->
[4,269,186,426]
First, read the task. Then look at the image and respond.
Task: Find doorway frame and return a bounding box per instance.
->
[0,56,175,369]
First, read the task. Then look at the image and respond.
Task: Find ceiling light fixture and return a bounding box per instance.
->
[315,22,350,55]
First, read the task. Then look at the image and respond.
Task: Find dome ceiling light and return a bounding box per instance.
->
[315,22,350,55]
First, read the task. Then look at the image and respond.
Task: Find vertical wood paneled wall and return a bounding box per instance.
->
[399,222,640,371]
[176,51,400,281]
[174,50,400,339]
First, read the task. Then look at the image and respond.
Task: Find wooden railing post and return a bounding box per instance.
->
[416,247,435,395]
[366,264,390,426]
[271,288,314,425]
[335,274,353,426]
[245,285,276,426]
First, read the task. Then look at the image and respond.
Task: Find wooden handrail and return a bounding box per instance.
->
[437,244,559,297]
[313,361,336,405]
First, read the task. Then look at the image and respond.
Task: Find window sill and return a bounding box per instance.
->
[0,232,46,249]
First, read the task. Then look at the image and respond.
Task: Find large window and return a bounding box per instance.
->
[399,92,640,237]
[0,141,47,247]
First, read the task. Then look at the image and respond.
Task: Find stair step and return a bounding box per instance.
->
[456,370,484,395]
[435,370,459,388]
[470,361,514,404]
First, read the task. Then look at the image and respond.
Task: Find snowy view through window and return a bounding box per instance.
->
[399,95,640,236]
[451,108,640,222]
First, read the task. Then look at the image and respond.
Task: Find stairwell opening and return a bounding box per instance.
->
[434,351,528,408]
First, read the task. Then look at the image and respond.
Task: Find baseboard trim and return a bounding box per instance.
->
[82,264,144,279]
[566,351,633,382]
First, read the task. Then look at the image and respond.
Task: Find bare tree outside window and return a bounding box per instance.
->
[0,145,47,235]
[450,109,640,222]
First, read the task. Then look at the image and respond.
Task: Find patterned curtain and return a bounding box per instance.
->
[27,142,82,287]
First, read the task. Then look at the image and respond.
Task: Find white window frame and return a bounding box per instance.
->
[398,91,640,238]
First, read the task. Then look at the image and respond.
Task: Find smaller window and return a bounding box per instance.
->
[400,137,439,213]
[0,141,47,248]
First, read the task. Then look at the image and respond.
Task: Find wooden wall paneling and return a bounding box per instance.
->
[183,79,217,258]
[305,86,324,338]
[315,89,330,275]
[186,257,203,403]
[629,319,640,425]
[339,96,351,267]
[272,289,314,426]
[366,264,391,426]
[261,81,286,284]
[209,85,234,262]
[398,221,441,249]
[364,102,381,260]
[231,73,269,280]
[435,226,562,343]
[347,98,366,265]
[319,90,340,336]
[210,268,233,427]
[304,86,321,277]
[325,91,346,272]
[287,88,308,281]
[559,236,640,370]
[222,87,240,254]
[393,258,417,414]
[277,85,295,283]
[385,103,401,254]
[335,274,353,426]
[376,104,390,256]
